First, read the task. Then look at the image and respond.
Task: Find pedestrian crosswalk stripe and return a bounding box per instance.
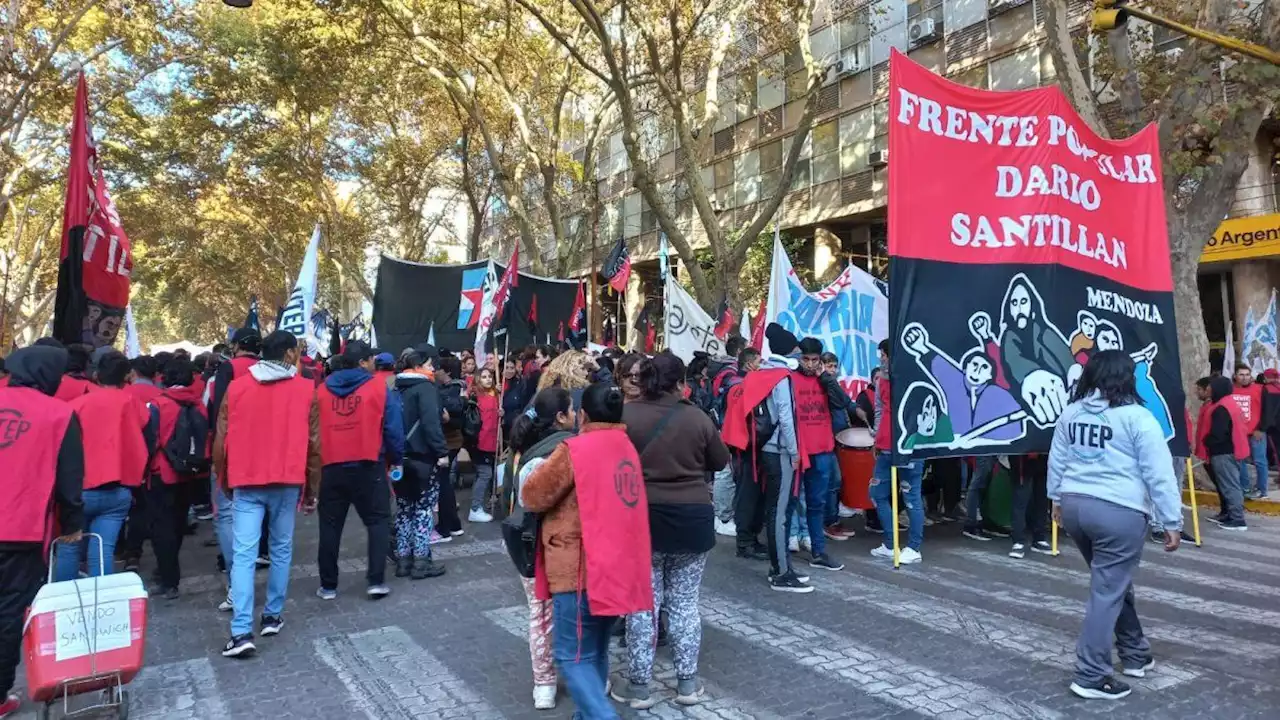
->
[815,562,1199,689]
[180,539,506,595]
[1140,542,1280,581]
[1195,533,1280,560]
[126,658,231,719]
[917,563,1280,659]
[700,592,1065,720]
[1136,556,1280,600]
[484,606,784,719]
[947,548,1280,630]
[314,626,501,718]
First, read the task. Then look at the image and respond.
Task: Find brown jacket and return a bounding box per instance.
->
[521,422,627,595]
[622,395,730,505]
[212,375,322,502]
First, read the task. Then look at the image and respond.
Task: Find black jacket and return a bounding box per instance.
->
[208,351,258,433]
[395,373,448,461]
[1,346,85,551]
[1206,376,1236,458]
[438,379,466,431]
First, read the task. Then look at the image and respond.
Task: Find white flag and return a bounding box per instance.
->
[279,224,321,354]
[1222,320,1236,377]
[473,261,499,365]
[427,321,436,346]
[123,305,141,359]
[740,307,752,341]
[664,277,725,361]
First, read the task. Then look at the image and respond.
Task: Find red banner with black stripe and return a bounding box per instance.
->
[886,50,1186,459]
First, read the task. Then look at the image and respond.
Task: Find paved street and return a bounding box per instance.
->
[16,491,1280,720]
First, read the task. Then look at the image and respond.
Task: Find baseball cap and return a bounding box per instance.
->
[412,343,440,362]
[231,327,262,353]
[342,340,375,363]
[374,352,395,368]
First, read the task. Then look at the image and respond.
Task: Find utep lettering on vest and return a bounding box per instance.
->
[0,388,73,543]
[1068,420,1113,448]
[319,380,386,465]
[0,408,32,448]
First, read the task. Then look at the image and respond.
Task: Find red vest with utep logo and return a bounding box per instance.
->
[0,386,74,543]
[230,355,258,379]
[224,374,315,488]
[534,427,653,617]
[70,387,150,489]
[790,371,835,454]
[54,375,94,402]
[1200,398,1250,461]
[319,380,386,465]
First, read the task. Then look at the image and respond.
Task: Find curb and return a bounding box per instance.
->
[1183,489,1280,516]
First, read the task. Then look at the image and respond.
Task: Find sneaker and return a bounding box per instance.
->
[871,544,895,559]
[159,586,180,601]
[123,558,140,572]
[838,504,859,518]
[1031,540,1054,555]
[736,546,768,561]
[255,554,270,568]
[1009,543,1026,559]
[366,584,391,599]
[260,615,284,636]
[411,559,447,579]
[897,547,923,564]
[0,692,20,719]
[674,677,705,706]
[1121,658,1155,679]
[1149,529,1165,544]
[429,531,452,544]
[823,524,854,541]
[799,536,812,553]
[1069,676,1131,700]
[1209,514,1227,526]
[316,587,337,601]
[769,572,815,593]
[809,553,845,571]
[1220,521,1249,532]
[962,528,992,542]
[985,525,1011,538]
[449,528,465,537]
[609,677,659,710]
[195,509,215,521]
[468,508,494,523]
[221,634,256,658]
[714,518,737,537]
[788,537,799,553]
[865,520,884,533]
[218,594,233,612]
[532,684,557,710]
[1179,530,1197,542]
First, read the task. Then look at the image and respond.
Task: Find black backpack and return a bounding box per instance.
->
[461,398,483,441]
[165,403,210,475]
[749,396,776,447]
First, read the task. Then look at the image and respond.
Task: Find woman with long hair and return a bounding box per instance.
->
[522,383,652,719]
[504,388,575,710]
[1047,349,1182,701]
[468,366,501,523]
[616,353,646,404]
[613,351,730,709]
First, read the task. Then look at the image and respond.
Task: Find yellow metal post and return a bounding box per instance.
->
[1051,515,1060,556]
[1186,457,1202,547]
[891,465,900,569]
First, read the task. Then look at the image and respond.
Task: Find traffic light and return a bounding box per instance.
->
[1092,0,1129,31]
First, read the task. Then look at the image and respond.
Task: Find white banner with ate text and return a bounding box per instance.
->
[764,236,888,395]
[665,278,726,362]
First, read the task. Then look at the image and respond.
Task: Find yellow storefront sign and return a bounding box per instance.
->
[1201,213,1280,263]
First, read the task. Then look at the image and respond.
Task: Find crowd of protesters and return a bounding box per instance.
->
[0,313,1249,715]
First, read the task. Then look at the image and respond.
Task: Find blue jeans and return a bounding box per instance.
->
[803,452,836,556]
[963,456,995,532]
[230,486,299,637]
[54,486,133,582]
[551,592,618,720]
[869,454,925,551]
[1239,434,1269,496]
[212,476,236,574]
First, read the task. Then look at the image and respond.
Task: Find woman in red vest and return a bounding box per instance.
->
[148,357,209,599]
[58,351,153,582]
[522,383,652,719]
[468,366,500,524]
[1203,375,1250,530]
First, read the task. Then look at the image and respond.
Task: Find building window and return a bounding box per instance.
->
[1152,24,1188,55]
[736,149,760,207]
[623,193,641,237]
[811,119,840,184]
[839,106,874,173]
[714,157,735,210]
[990,49,1040,91]
[758,53,785,111]
[950,63,989,89]
[872,101,889,154]
[838,7,872,75]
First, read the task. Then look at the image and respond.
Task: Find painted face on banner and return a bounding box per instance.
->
[917,394,938,437]
[1095,324,1122,352]
[962,351,993,387]
[1079,314,1097,340]
[1009,284,1033,329]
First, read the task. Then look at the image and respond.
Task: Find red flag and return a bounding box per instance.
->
[749,296,767,350]
[526,293,538,335]
[568,281,586,334]
[54,74,132,347]
[601,236,631,294]
[493,244,519,323]
[557,320,566,342]
[713,298,735,341]
[638,305,656,353]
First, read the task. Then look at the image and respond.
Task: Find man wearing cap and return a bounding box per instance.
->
[315,341,405,600]
[214,331,321,658]
[372,352,395,390]
[391,344,450,579]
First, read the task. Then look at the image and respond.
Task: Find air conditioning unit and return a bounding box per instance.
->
[988,0,1015,13]
[909,18,940,45]
[869,149,889,167]
[836,49,865,76]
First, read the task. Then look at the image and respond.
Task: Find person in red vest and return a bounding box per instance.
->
[126,356,163,404]
[1204,375,1250,530]
[372,352,395,390]
[467,365,500,524]
[1230,362,1269,499]
[213,330,320,659]
[0,346,86,719]
[31,339,94,401]
[315,341,404,601]
[869,338,926,565]
[1191,377,1229,517]
[522,383,653,717]
[788,337,848,571]
[208,327,262,605]
[57,351,154,583]
[147,357,209,599]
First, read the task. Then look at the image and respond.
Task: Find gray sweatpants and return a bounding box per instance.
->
[712,466,736,523]
[1060,494,1152,684]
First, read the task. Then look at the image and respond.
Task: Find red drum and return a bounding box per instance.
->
[836,428,876,511]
